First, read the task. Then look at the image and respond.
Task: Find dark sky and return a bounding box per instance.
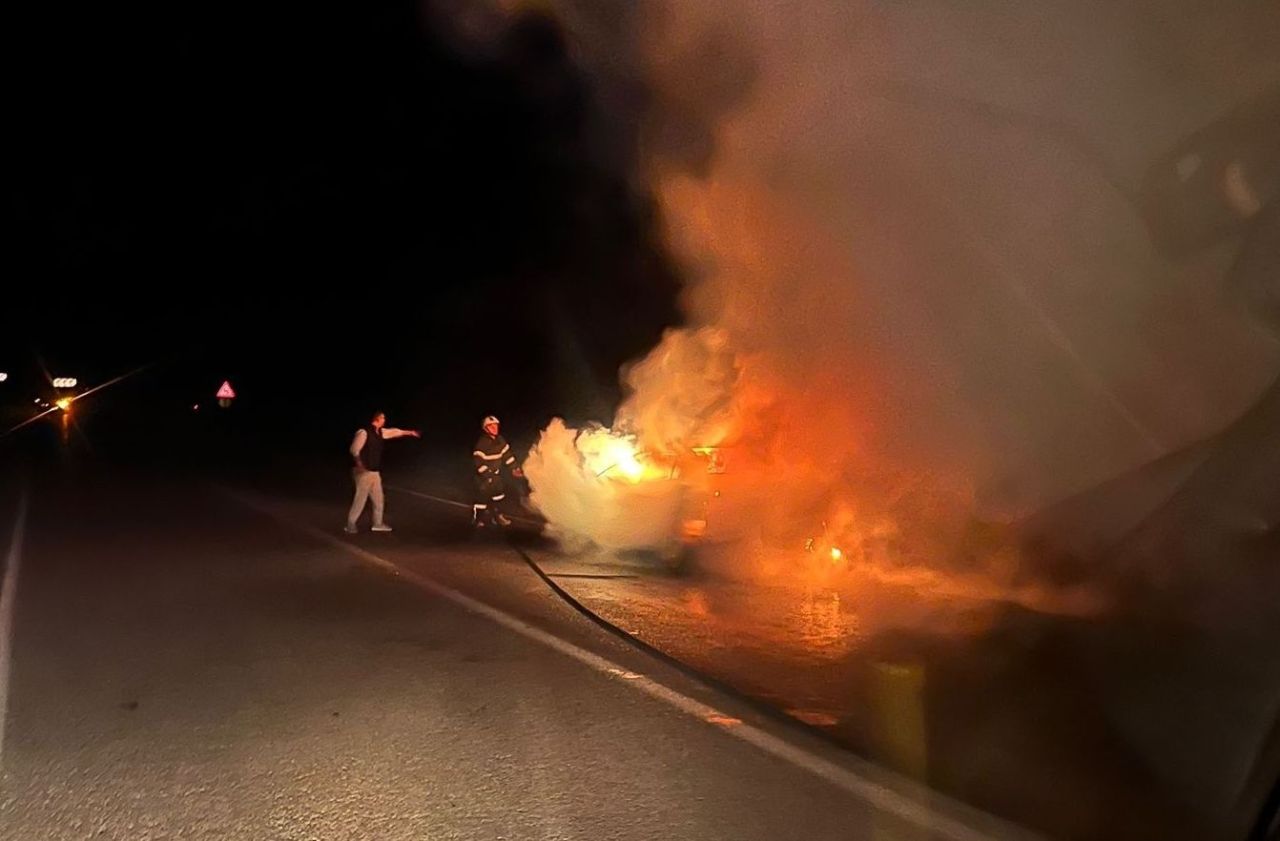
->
[2,0,682,456]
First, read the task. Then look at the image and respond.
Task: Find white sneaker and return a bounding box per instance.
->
[371,524,393,533]
[344,524,358,534]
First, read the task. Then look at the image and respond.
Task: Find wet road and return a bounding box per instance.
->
[0,472,1019,841]
[380,484,1274,841]
[515,525,1279,841]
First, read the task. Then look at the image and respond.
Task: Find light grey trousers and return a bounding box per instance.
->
[347,469,385,528]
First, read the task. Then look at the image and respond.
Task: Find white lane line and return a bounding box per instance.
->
[0,490,29,770]
[234,494,1031,841]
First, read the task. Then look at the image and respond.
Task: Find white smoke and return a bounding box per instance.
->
[523,418,686,552]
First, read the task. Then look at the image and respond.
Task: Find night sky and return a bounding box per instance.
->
[3,0,682,461]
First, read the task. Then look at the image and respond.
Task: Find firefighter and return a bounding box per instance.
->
[473,415,521,527]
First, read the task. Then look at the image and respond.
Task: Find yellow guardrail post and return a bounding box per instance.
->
[869,660,929,841]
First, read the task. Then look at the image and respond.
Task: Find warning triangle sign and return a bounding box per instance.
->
[216,381,236,399]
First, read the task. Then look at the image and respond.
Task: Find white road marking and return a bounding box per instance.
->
[0,490,29,770]
[235,494,1032,841]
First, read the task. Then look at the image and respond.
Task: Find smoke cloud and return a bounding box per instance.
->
[524,418,687,552]
[480,2,1279,579]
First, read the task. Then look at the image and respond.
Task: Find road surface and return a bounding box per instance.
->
[0,470,1018,841]
[380,478,1272,841]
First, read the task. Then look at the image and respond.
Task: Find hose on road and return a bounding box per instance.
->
[389,484,832,738]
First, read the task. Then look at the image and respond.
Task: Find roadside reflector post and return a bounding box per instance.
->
[868,660,929,841]
[868,660,928,778]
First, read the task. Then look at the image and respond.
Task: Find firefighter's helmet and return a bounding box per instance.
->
[482,415,500,430]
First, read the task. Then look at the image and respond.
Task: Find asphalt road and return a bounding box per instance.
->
[371,481,1272,841]
[0,471,1020,841]
[519,534,1279,841]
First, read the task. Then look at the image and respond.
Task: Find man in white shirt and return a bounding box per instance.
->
[346,411,420,534]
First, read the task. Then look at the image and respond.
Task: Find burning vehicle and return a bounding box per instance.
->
[523,417,1022,589]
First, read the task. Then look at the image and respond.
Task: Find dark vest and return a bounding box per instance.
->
[360,425,385,471]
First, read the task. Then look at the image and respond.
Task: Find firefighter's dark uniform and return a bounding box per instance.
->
[473,432,517,526]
